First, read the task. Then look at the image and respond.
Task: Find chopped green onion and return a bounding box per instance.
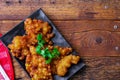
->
[37,34,42,41]
[36,45,41,54]
[36,34,60,64]
[41,40,45,44]
[38,42,44,48]
[46,58,52,64]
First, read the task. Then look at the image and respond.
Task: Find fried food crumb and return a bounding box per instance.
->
[26,54,53,80]
[8,18,80,79]
[56,55,80,76]
[8,35,30,60]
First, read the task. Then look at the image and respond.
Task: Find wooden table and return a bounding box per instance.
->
[0,0,120,80]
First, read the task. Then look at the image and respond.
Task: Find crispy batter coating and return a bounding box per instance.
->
[8,18,80,79]
[24,18,54,45]
[24,18,43,35]
[29,46,37,55]
[50,46,73,74]
[25,54,53,80]
[55,46,72,56]
[8,35,30,60]
[56,55,80,76]
[26,34,38,46]
[50,46,80,76]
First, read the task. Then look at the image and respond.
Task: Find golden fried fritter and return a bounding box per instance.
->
[56,55,80,76]
[24,18,43,35]
[25,54,53,80]
[8,18,81,79]
[8,35,30,60]
[50,46,73,74]
[55,46,72,56]
[26,34,38,46]
[24,18,54,45]
[29,46,37,55]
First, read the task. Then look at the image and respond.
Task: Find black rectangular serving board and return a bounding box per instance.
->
[0,9,85,80]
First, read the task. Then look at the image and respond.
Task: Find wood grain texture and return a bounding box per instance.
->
[71,31,120,56]
[1,20,120,33]
[0,0,31,20]
[0,0,120,80]
[0,20,20,34]
[71,57,120,80]
[0,0,120,20]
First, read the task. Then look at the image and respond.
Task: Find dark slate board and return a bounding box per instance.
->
[0,8,85,80]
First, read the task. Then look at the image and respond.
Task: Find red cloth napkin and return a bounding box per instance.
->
[0,34,14,80]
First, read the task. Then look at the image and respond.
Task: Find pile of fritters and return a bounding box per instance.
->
[8,18,80,80]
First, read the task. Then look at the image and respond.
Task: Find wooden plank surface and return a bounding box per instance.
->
[0,0,120,20]
[0,0,120,80]
[71,57,120,80]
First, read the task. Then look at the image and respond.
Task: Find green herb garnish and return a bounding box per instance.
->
[36,34,60,64]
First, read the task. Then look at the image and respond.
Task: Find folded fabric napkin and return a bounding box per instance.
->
[0,34,14,80]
